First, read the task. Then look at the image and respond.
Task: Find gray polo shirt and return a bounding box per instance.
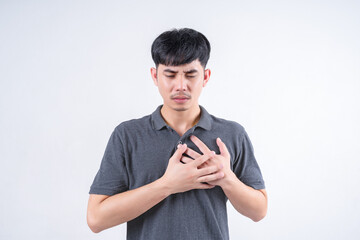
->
[89,105,265,240]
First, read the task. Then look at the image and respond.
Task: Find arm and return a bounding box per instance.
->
[87,144,224,233]
[185,136,267,222]
[87,178,169,233]
[220,172,267,222]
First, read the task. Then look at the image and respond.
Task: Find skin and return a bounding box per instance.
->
[183,135,268,222]
[87,59,267,233]
[150,59,211,136]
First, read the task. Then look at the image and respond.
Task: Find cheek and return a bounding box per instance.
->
[191,80,204,92]
[197,80,204,87]
[157,81,173,96]
[163,81,173,89]
[158,79,172,89]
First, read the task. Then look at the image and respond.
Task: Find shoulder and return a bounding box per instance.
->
[113,114,152,136]
[210,114,246,136]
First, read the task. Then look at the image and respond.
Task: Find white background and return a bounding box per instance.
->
[1,0,359,239]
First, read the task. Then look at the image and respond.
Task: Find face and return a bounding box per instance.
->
[151,59,211,112]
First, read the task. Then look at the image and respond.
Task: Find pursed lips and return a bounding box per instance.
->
[172,95,190,103]
[173,96,189,99]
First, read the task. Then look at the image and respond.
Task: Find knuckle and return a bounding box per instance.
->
[200,177,207,182]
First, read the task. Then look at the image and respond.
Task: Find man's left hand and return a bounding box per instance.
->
[181,135,235,187]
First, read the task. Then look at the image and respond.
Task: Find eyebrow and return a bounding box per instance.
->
[164,69,178,74]
[163,69,198,74]
[184,69,198,74]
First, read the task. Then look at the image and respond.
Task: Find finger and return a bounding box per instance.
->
[171,144,187,162]
[192,152,215,167]
[195,183,215,190]
[181,156,193,164]
[185,147,201,159]
[197,162,207,169]
[206,183,216,187]
[197,164,222,176]
[216,137,230,157]
[190,135,212,154]
[197,160,214,169]
[197,171,224,183]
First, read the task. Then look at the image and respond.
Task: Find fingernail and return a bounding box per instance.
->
[177,144,182,149]
[211,151,216,156]
[220,172,224,177]
[218,137,222,142]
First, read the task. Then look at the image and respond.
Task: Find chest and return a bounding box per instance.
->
[122,131,179,189]
[122,128,236,189]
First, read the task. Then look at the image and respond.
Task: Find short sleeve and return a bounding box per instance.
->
[233,131,265,190]
[89,127,129,195]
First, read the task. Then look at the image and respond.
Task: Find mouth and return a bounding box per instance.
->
[172,96,190,103]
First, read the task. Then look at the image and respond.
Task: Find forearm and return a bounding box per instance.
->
[87,144,222,233]
[88,177,170,233]
[221,173,267,222]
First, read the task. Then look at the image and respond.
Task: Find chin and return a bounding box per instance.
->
[172,107,188,112]
[170,103,190,112]
[164,100,194,112]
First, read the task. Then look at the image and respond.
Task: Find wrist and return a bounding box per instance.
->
[157,176,173,197]
[219,170,237,189]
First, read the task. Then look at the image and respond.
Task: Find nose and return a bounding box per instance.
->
[175,75,187,92]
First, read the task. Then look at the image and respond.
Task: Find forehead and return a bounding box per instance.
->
[157,59,204,72]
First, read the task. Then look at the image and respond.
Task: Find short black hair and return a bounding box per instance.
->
[151,28,211,68]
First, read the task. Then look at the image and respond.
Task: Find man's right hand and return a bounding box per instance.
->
[87,143,224,233]
[160,144,224,195]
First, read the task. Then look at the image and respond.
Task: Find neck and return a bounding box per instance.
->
[160,104,201,136]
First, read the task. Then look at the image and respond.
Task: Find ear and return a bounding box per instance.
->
[150,67,158,86]
[203,69,211,87]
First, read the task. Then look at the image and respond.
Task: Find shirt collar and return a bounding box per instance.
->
[151,105,212,131]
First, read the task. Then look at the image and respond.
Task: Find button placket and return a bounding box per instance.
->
[178,127,196,148]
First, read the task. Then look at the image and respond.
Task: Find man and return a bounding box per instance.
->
[87,28,267,239]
